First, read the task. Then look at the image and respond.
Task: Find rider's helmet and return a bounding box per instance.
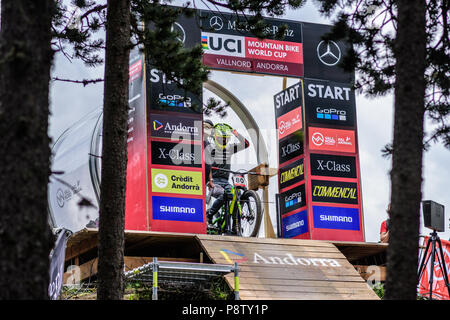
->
[213,123,233,150]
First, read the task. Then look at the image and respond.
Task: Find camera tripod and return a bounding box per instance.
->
[418,230,450,299]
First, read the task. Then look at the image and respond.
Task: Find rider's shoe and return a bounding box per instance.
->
[206,209,214,224]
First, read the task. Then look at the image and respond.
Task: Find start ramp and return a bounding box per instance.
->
[64,229,382,300]
[196,234,380,300]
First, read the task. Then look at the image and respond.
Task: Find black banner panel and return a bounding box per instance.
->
[146,13,202,114]
[149,112,202,141]
[273,82,302,119]
[279,133,304,165]
[279,158,305,190]
[151,140,202,168]
[280,183,306,215]
[310,153,357,179]
[199,10,303,42]
[311,180,358,205]
[304,79,356,127]
[302,23,353,83]
[147,67,202,114]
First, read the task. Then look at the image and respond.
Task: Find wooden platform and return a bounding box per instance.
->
[64,229,386,300]
[196,234,380,300]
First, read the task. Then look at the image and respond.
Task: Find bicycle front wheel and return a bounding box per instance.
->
[239,190,262,237]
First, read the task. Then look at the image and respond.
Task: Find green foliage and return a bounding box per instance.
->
[131,2,209,106]
[371,283,384,299]
[123,277,233,300]
[52,0,106,66]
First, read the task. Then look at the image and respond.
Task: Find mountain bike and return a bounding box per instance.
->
[206,167,263,237]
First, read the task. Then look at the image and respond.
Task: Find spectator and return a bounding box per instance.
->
[203,119,214,185]
[380,204,391,243]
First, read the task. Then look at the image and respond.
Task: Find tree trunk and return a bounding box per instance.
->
[0,1,54,299]
[385,0,426,299]
[97,0,131,300]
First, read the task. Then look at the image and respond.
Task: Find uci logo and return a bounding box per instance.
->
[201,33,245,58]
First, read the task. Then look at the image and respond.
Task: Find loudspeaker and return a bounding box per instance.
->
[422,200,445,232]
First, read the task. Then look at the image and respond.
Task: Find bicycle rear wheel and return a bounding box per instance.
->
[239,190,262,237]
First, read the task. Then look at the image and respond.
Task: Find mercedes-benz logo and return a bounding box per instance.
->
[209,16,224,31]
[171,22,186,44]
[317,40,341,66]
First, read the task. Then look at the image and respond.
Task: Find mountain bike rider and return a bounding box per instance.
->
[206,123,250,223]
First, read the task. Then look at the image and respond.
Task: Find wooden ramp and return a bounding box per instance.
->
[64,229,384,300]
[196,234,380,300]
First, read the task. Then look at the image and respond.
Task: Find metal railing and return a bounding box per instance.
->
[124,257,240,300]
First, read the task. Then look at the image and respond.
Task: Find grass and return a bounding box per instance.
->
[59,277,233,300]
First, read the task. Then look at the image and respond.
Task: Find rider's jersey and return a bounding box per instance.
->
[205,130,250,181]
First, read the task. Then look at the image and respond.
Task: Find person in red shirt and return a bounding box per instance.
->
[380,204,391,243]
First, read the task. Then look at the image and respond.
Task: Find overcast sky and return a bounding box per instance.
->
[49,1,450,243]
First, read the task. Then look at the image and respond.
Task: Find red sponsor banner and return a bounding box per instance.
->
[125,56,148,231]
[308,127,356,153]
[277,107,302,140]
[129,59,142,82]
[419,237,450,300]
[203,54,303,77]
[245,37,302,64]
[202,32,303,77]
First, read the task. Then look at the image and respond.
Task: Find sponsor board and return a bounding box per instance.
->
[151,140,202,168]
[277,107,303,140]
[203,53,303,77]
[313,206,360,231]
[149,113,202,141]
[279,159,304,190]
[129,59,142,82]
[152,196,204,222]
[200,11,302,42]
[309,127,356,153]
[274,82,302,119]
[280,183,306,215]
[146,13,202,114]
[151,168,203,195]
[282,210,308,238]
[310,153,357,178]
[279,133,304,165]
[304,79,355,127]
[311,180,358,205]
[302,23,353,83]
[147,67,202,114]
[200,11,303,77]
[126,49,148,231]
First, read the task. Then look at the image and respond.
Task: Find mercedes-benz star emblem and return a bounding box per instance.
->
[317,40,341,66]
[209,16,224,31]
[171,22,186,44]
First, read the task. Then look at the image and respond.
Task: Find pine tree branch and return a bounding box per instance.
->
[52,76,104,86]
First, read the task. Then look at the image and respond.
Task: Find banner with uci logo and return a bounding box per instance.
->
[199,11,303,77]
